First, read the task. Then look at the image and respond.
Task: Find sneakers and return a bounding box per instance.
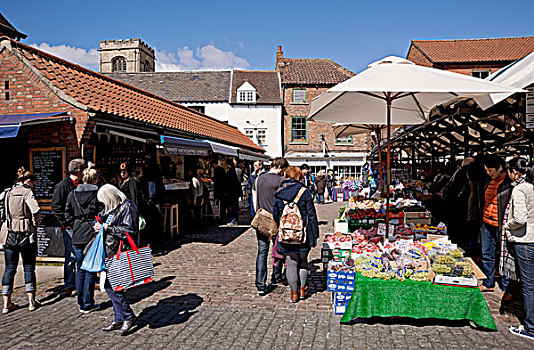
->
[257,288,267,296]
[509,325,534,340]
[79,303,101,314]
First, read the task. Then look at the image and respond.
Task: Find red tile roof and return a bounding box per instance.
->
[410,37,534,63]
[277,57,354,85]
[2,37,262,152]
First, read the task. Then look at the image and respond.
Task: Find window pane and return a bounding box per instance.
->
[293,89,306,103]
[291,117,307,141]
[245,129,254,140]
[257,129,266,145]
[335,135,353,144]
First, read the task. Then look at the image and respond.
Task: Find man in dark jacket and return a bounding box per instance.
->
[252,157,288,295]
[300,164,316,196]
[227,162,243,225]
[479,154,512,293]
[51,158,85,295]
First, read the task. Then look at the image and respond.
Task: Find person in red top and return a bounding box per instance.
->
[480,154,511,293]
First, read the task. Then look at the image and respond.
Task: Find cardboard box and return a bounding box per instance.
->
[327,270,356,292]
[405,211,431,225]
[331,291,353,315]
[433,274,478,288]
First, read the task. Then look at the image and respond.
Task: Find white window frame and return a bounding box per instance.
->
[292,89,307,103]
[256,129,267,146]
[472,70,491,79]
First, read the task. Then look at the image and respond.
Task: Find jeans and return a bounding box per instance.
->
[481,223,499,288]
[62,228,76,289]
[255,233,270,290]
[2,243,37,295]
[105,281,135,322]
[286,252,309,291]
[513,243,534,334]
[250,196,255,218]
[317,194,325,204]
[72,244,97,310]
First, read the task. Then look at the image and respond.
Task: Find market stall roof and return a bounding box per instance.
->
[205,141,239,157]
[369,54,534,160]
[0,112,69,138]
[0,37,263,153]
[160,135,211,156]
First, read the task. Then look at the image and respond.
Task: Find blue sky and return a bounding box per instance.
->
[2,0,533,73]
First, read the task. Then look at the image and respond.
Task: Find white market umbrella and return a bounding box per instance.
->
[310,56,525,232]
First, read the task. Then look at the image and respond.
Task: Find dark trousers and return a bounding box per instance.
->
[72,244,97,310]
[512,243,534,334]
[229,197,239,222]
[105,281,135,322]
[2,243,37,295]
[62,228,76,289]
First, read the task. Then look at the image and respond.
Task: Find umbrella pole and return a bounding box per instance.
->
[375,127,384,197]
[386,95,391,238]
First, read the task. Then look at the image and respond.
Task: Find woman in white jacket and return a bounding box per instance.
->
[504,157,534,340]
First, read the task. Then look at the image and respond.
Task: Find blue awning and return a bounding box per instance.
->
[160,135,211,156]
[0,112,68,138]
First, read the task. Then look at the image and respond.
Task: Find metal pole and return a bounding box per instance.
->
[386,94,391,238]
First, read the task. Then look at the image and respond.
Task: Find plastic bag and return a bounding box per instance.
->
[81,230,106,273]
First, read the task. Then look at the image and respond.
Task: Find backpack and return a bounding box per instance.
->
[0,187,12,222]
[278,187,307,244]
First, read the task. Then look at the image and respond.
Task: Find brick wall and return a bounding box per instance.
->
[0,47,91,144]
[438,63,510,76]
[406,46,433,67]
[282,85,370,154]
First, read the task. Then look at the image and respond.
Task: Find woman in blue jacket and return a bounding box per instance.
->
[273,166,319,303]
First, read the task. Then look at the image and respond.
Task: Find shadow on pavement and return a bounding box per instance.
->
[181,226,250,246]
[128,293,203,334]
[307,258,326,296]
[98,276,176,311]
[341,316,478,329]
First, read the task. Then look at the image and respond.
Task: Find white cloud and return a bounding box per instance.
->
[29,42,249,72]
[30,43,99,71]
[155,44,249,71]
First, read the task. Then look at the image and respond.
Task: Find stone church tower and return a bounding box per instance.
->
[99,38,155,73]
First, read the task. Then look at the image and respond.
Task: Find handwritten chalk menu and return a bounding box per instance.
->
[82,144,96,164]
[30,147,66,201]
[36,207,65,258]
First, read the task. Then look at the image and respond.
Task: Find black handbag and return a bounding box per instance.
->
[3,190,31,249]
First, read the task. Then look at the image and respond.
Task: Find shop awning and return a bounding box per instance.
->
[238,150,270,161]
[0,112,68,138]
[160,135,210,156]
[206,141,239,156]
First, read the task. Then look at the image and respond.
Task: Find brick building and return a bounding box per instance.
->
[0,37,264,191]
[276,46,370,179]
[407,36,534,78]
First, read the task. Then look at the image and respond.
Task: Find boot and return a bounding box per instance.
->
[299,286,308,299]
[119,316,137,336]
[102,322,123,332]
[290,290,299,303]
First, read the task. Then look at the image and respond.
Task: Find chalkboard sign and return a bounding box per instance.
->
[29,147,66,202]
[82,144,96,164]
[36,207,65,258]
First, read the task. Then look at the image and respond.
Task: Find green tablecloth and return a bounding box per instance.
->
[340,273,497,330]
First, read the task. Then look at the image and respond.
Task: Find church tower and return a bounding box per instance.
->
[99,38,155,73]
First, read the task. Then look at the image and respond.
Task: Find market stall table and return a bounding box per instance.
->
[340,273,497,330]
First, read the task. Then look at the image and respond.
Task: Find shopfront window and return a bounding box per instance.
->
[333,165,362,180]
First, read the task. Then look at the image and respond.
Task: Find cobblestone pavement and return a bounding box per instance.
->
[3,202,532,349]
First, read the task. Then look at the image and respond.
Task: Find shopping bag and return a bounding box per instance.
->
[81,230,106,272]
[251,208,278,239]
[105,231,154,292]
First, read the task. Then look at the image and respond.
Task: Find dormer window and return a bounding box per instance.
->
[237,82,257,103]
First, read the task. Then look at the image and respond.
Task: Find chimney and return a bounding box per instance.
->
[276,45,284,69]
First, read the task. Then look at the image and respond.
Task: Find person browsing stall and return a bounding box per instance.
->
[503,158,534,340]
[272,166,319,303]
